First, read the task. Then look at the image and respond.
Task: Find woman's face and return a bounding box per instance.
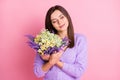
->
[50,10,69,32]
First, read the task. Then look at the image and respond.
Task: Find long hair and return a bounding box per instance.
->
[45,5,74,48]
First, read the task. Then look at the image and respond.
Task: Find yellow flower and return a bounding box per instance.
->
[41,45,46,51]
[38,49,43,55]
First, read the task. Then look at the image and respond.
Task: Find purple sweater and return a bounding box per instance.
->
[33,33,87,80]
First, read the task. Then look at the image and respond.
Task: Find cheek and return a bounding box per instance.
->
[52,23,58,29]
[64,17,68,23]
[64,19,69,27]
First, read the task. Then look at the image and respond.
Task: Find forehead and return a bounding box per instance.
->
[51,10,63,19]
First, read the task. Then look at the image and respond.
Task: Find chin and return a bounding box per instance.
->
[58,29,67,32]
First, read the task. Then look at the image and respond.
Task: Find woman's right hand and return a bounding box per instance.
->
[40,54,50,61]
[49,50,63,65]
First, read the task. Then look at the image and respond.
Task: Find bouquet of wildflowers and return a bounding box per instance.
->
[26,29,69,55]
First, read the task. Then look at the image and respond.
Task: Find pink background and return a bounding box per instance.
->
[0,0,120,80]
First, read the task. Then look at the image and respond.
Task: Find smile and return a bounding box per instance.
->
[59,24,65,28]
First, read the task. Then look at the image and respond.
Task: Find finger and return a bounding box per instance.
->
[57,52,63,57]
[60,50,64,53]
[45,54,50,57]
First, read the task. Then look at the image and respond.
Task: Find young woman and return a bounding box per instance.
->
[33,5,87,80]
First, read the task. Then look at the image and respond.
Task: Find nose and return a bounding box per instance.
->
[57,19,62,25]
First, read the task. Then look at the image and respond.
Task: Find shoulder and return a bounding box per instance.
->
[74,33,87,53]
[74,33,87,43]
[74,33,87,48]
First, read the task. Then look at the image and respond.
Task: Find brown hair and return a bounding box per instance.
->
[45,5,74,48]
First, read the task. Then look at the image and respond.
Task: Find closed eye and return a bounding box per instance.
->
[52,20,57,23]
[60,16,64,19]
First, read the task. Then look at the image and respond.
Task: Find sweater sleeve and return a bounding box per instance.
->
[33,53,47,78]
[61,35,87,78]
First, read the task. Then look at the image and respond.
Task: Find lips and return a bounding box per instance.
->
[59,24,65,28]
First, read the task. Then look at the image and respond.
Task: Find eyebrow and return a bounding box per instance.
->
[51,14,64,21]
[59,14,64,17]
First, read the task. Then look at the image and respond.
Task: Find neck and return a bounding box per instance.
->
[57,31,68,39]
